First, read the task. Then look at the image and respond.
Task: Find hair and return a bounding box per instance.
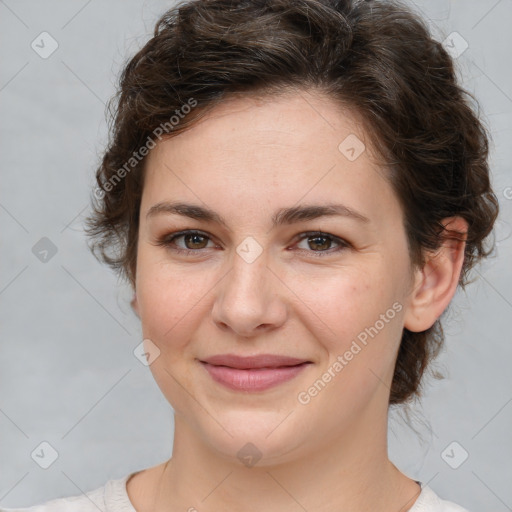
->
[86,0,499,405]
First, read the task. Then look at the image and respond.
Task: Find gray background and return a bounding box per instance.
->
[1,0,511,510]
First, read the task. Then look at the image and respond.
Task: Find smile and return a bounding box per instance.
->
[200,358,312,392]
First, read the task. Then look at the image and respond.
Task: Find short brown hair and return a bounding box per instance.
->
[86,0,499,405]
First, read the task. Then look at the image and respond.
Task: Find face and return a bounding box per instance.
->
[134,90,416,464]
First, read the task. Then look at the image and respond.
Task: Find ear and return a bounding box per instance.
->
[403,216,468,332]
[131,291,140,317]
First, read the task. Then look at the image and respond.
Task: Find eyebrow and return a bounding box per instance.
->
[146,201,370,228]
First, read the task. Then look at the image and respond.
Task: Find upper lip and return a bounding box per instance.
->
[199,354,311,369]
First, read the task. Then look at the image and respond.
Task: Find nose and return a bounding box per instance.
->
[211,250,288,338]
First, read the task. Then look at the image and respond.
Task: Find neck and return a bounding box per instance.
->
[152,407,421,511]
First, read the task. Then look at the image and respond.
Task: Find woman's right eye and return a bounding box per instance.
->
[157,230,216,256]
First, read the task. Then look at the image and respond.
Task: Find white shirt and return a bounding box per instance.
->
[0,473,471,512]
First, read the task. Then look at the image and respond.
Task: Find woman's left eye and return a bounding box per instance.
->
[156,230,349,257]
[294,231,349,256]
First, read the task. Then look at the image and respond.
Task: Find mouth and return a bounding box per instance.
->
[198,354,313,392]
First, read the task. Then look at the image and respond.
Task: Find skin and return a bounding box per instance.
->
[127,89,467,511]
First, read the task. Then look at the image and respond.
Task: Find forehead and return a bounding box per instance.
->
[141,89,400,228]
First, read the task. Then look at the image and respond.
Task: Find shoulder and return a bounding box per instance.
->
[410,484,471,512]
[0,473,136,512]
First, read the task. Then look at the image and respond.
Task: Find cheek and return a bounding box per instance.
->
[290,262,405,390]
[293,270,405,407]
[136,239,407,358]
[135,254,214,356]
[293,266,396,340]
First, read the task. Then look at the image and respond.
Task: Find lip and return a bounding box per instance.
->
[198,354,312,392]
[201,354,310,369]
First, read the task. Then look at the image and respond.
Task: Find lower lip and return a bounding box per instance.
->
[200,362,310,392]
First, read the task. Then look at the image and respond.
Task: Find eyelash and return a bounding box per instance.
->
[155,229,351,258]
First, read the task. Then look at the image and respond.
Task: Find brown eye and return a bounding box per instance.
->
[295,231,349,257]
[306,235,332,251]
[181,232,209,250]
[157,230,215,255]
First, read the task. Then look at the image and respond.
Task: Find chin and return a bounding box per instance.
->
[196,410,310,467]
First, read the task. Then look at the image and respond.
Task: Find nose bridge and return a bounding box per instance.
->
[225,245,272,307]
[226,234,271,292]
[212,239,286,334]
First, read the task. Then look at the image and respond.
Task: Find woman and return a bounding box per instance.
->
[5,0,498,510]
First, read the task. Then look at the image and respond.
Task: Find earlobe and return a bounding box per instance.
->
[403,217,468,333]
